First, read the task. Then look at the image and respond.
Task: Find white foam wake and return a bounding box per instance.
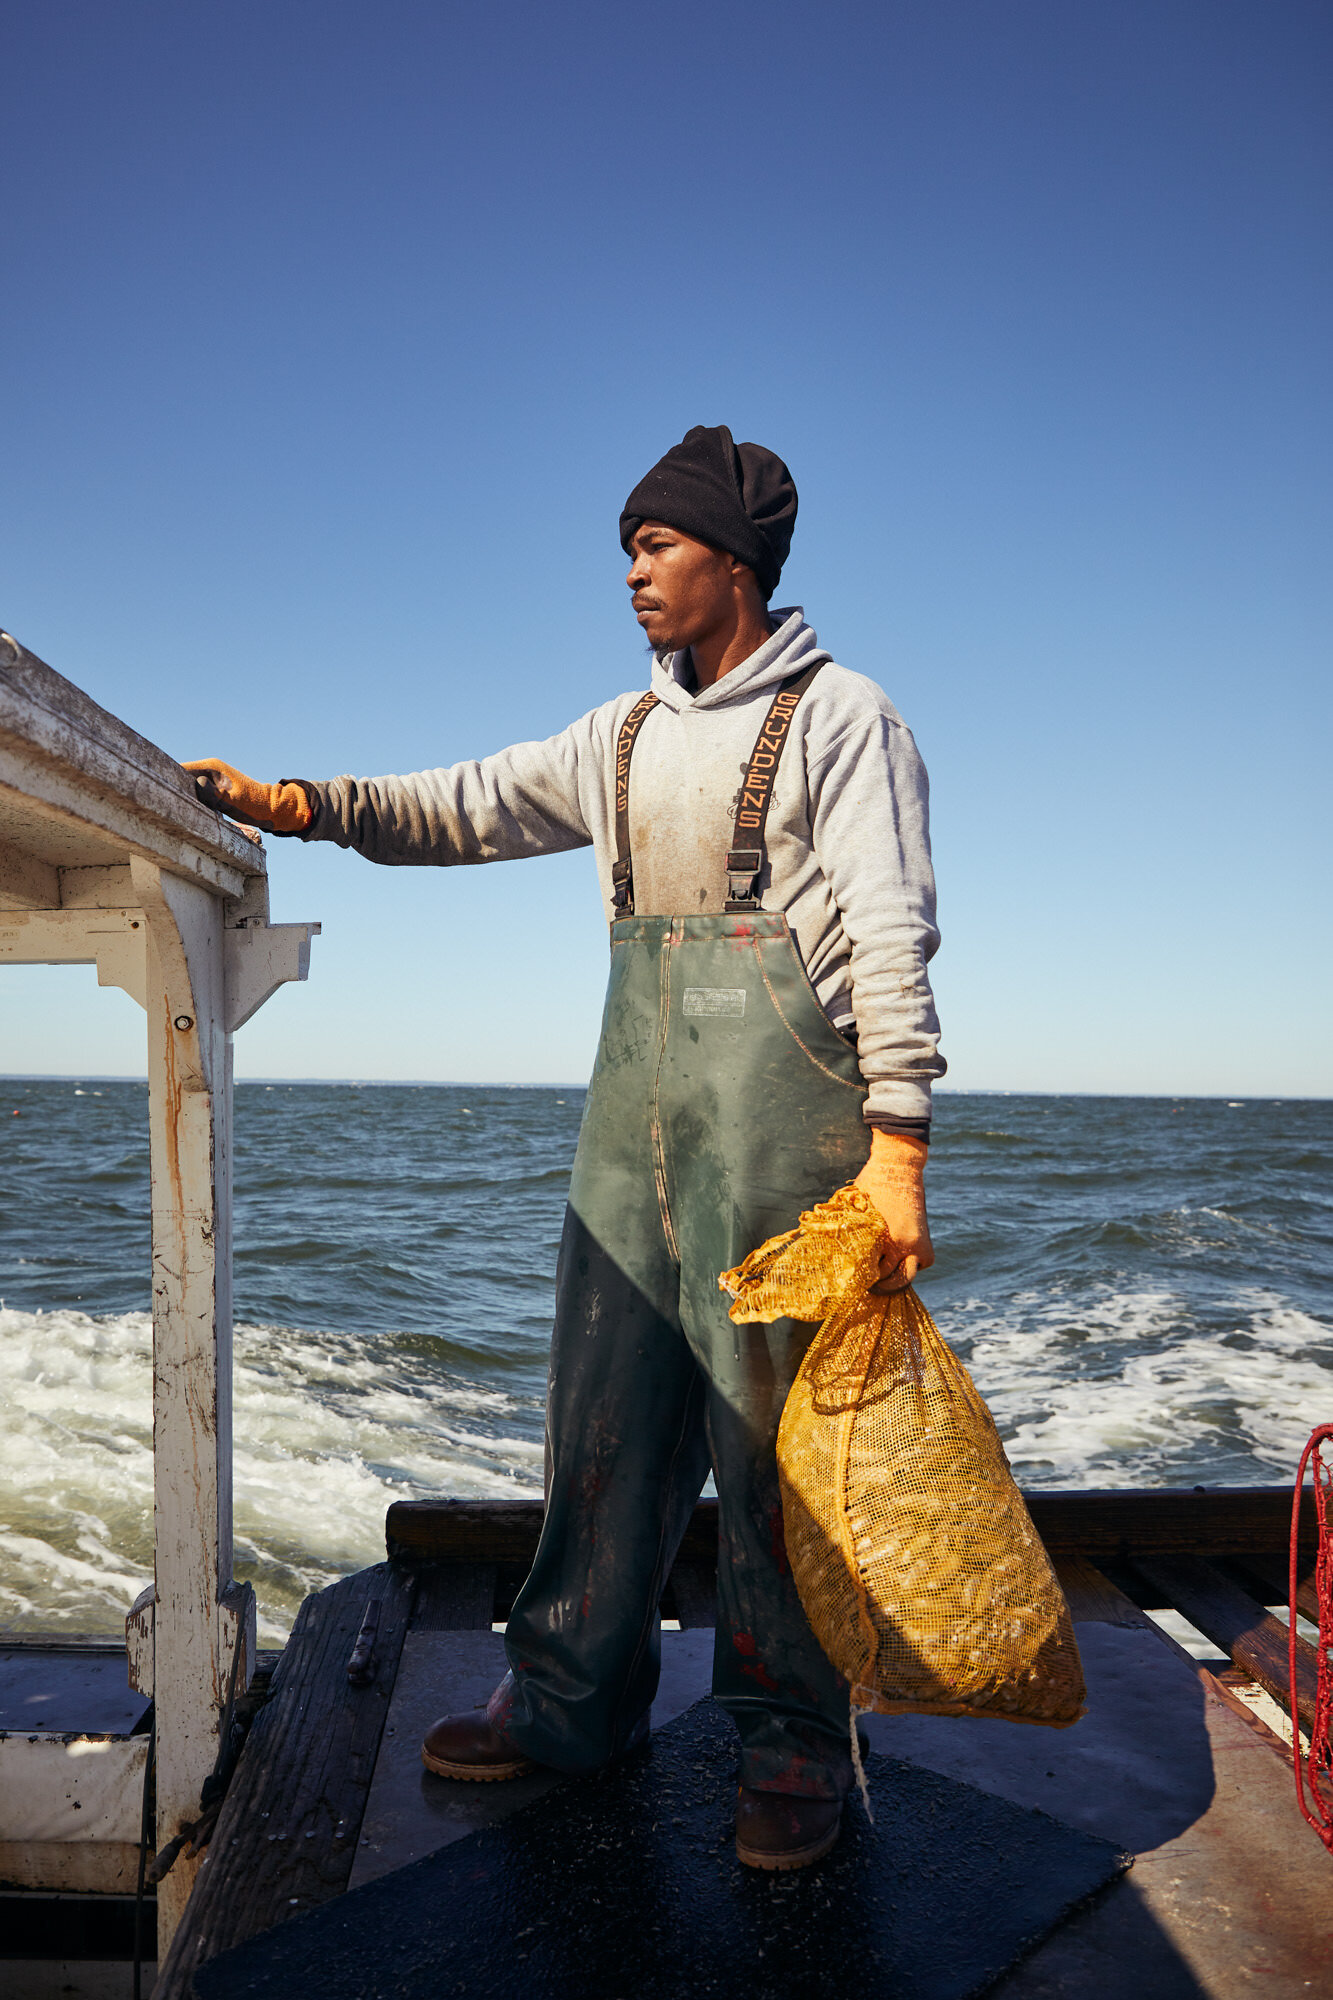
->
[4,1275,1330,1642]
[0,1305,543,1643]
[948,1280,1333,1487]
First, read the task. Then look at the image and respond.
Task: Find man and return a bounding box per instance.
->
[187,423,944,1870]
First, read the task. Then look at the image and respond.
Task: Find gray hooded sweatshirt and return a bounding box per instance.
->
[301,611,945,1129]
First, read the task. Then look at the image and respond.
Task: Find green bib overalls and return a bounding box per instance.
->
[489,666,872,1799]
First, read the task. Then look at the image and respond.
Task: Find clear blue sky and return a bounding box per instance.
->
[2,1,1329,1095]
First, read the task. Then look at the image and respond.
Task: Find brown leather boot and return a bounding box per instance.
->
[420,1710,537,1781]
[734,1786,843,1870]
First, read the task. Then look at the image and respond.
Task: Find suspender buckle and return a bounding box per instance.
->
[611,856,634,914]
[724,847,764,911]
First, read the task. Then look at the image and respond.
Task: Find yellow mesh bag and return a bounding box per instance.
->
[721,1187,1085,1729]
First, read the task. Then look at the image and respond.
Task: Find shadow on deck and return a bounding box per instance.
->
[147,1496,1331,1999]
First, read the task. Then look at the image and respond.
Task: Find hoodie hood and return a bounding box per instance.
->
[648,609,831,714]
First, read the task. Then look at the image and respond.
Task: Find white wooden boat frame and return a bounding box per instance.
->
[0,630,318,1950]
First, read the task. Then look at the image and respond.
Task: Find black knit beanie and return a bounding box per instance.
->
[619,424,797,600]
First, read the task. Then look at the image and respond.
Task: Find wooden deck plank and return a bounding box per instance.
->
[410,1563,496,1632]
[385,1486,1317,1567]
[401,1554,1151,1652]
[988,1668,1332,1998]
[1023,1486,1314,1559]
[1042,1555,1290,1759]
[387,1497,546,1564]
[153,1561,415,2000]
[1052,1552,1153,1626]
[1129,1554,1321,1737]
[1227,1552,1321,1627]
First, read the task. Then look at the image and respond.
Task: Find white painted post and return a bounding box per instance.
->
[0,637,316,1946]
[132,858,239,1947]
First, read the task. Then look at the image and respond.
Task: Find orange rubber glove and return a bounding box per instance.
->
[183,760,313,835]
[853,1129,933,1292]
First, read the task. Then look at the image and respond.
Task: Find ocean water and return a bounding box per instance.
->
[1,1080,1329,1644]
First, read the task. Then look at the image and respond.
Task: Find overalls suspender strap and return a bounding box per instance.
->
[609,660,825,918]
[610,691,660,914]
[722,659,823,911]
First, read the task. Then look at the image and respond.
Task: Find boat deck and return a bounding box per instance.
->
[133,1491,1331,1999]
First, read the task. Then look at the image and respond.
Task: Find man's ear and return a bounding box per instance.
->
[730,557,767,605]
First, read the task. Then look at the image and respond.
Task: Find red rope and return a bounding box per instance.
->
[1290,1423,1333,1851]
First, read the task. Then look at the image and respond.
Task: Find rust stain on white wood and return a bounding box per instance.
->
[139,859,233,1939]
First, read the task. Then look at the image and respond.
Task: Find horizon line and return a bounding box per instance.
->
[1,1075,1328,1103]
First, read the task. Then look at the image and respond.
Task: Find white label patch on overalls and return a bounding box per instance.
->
[683,988,747,1018]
